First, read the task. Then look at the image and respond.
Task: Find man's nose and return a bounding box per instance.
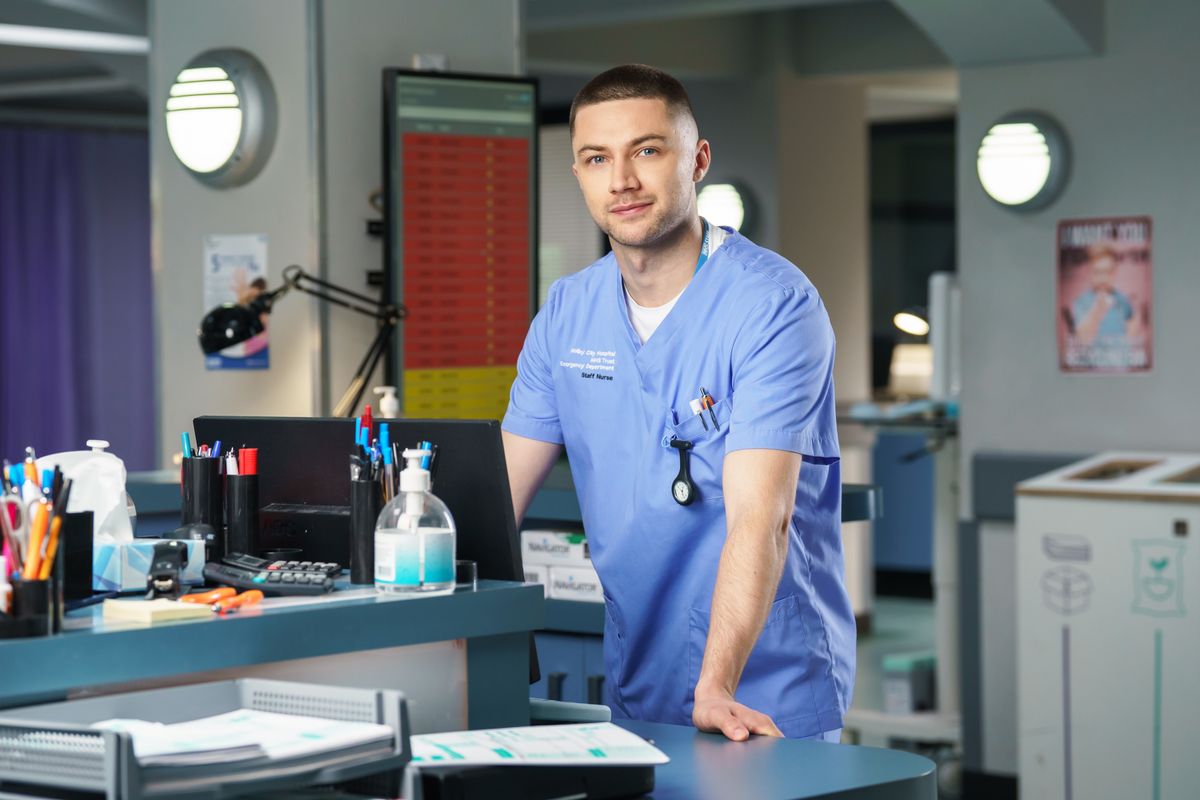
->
[609,157,639,194]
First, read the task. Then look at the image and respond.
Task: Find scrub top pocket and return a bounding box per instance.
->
[662,398,733,504]
[687,594,823,735]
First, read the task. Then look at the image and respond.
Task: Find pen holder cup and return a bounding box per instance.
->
[350,479,381,585]
[225,474,260,557]
[63,510,94,601]
[0,579,60,639]
[181,456,224,528]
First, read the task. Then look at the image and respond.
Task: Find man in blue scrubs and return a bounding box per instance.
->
[502,65,855,742]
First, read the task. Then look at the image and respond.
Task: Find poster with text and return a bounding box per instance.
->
[1057,217,1152,373]
[203,233,269,370]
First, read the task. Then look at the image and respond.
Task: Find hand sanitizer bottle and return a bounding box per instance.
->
[374,448,456,596]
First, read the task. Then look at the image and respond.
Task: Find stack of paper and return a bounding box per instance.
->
[102,598,212,625]
[409,722,669,767]
[93,709,394,767]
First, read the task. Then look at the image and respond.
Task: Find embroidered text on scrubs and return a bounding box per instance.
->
[560,347,617,380]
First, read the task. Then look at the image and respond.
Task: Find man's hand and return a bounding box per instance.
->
[693,686,783,741]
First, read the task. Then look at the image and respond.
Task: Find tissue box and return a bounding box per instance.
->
[524,564,550,597]
[547,564,604,603]
[521,530,589,567]
[94,539,206,592]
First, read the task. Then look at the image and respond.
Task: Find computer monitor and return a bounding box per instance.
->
[192,416,524,583]
[382,69,538,416]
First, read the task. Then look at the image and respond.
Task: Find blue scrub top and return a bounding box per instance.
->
[1072,288,1133,339]
[503,229,855,738]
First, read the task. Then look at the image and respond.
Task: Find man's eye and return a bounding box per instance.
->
[639,147,658,156]
[587,155,606,165]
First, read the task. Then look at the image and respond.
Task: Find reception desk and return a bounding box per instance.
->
[0,580,543,733]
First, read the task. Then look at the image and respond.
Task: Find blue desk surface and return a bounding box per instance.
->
[0,580,543,710]
[619,720,936,799]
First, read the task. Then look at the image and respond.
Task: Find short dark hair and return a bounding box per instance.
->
[569,64,696,135]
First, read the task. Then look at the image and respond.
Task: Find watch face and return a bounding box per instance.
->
[673,480,692,504]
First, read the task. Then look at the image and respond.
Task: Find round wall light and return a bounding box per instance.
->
[976,111,1069,211]
[893,308,930,337]
[165,48,277,188]
[698,181,755,234]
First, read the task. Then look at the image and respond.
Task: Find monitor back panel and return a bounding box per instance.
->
[193,416,524,581]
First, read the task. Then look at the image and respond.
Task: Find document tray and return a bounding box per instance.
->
[0,678,410,800]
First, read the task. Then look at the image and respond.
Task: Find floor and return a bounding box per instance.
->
[853,595,936,713]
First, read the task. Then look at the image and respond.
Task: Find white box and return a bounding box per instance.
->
[547,564,604,603]
[523,564,549,597]
[1017,452,1200,800]
[521,530,589,567]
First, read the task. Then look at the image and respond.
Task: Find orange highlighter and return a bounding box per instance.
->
[213,590,264,614]
[180,587,237,604]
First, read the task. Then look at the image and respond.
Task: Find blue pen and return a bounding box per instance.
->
[212,440,222,458]
[355,417,362,446]
[421,441,432,470]
[41,469,54,496]
[10,465,24,490]
[181,432,193,459]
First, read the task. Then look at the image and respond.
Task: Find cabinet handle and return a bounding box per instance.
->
[587,674,605,705]
[547,672,566,701]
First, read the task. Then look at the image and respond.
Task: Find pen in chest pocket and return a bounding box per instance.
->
[699,387,719,429]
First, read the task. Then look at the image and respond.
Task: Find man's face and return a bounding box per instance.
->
[1090,255,1116,292]
[571,97,707,248]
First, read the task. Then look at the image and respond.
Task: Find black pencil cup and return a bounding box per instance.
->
[182,456,224,557]
[225,474,260,557]
[63,510,94,601]
[0,577,61,639]
[350,479,381,584]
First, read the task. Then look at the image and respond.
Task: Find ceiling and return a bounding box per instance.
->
[0,0,147,125]
[0,0,1102,127]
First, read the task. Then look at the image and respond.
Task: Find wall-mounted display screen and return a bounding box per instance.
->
[384,70,537,420]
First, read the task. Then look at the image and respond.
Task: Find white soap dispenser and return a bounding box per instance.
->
[374,448,456,596]
[374,386,401,419]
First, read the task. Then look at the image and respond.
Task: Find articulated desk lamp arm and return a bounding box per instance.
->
[197,264,406,417]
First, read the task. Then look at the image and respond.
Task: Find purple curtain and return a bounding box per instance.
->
[0,125,155,470]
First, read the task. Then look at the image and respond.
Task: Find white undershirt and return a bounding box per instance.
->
[625,225,727,344]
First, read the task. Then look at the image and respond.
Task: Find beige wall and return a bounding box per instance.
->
[151,0,322,467]
[151,0,522,465]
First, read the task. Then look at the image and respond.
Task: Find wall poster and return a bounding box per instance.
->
[1057,217,1152,373]
[203,233,269,370]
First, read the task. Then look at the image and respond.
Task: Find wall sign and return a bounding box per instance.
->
[1057,217,1152,373]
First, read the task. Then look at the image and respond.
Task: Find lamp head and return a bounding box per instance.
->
[198,303,265,355]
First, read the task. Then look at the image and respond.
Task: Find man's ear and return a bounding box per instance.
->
[693,139,712,183]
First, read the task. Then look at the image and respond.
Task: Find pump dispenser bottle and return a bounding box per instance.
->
[374,448,456,595]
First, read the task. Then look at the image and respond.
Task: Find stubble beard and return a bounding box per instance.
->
[599,193,690,251]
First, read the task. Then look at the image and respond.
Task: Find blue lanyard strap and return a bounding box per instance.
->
[694,219,711,275]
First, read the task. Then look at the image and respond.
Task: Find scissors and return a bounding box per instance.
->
[0,494,29,573]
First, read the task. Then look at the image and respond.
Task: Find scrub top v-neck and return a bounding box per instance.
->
[503,227,855,739]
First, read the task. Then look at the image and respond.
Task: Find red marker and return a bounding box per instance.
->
[362,404,373,438]
[238,448,258,476]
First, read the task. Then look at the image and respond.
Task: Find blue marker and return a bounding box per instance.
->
[42,469,54,496]
[212,440,222,458]
[181,431,193,459]
[421,441,432,470]
[10,465,24,490]
[354,417,362,446]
